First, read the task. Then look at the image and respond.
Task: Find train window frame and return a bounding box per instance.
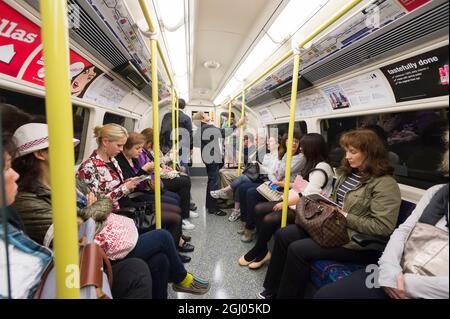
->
[0,88,90,165]
[268,121,308,141]
[102,112,135,132]
[320,108,449,190]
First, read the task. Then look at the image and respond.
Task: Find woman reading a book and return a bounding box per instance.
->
[238,133,334,270]
[258,129,402,299]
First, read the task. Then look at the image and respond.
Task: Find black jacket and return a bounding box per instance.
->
[194,122,237,165]
[160,111,193,152]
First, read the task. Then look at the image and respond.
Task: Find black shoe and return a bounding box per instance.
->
[207,209,227,216]
[181,234,191,243]
[189,202,197,211]
[257,289,276,299]
[179,254,191,263]
[178,242,195,253]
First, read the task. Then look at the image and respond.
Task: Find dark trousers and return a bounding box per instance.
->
[111,258,153,299]
[263,224,381,299]
[314,268,390,299]
[245,202,296,260]
[162,176,191,219]
[126,229,187,299]
[205,163,221,211]
[236,182,266,230]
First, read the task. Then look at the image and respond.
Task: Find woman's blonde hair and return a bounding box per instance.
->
[192,112,205,122]
[93,124,128,146]
[442,130,449,175]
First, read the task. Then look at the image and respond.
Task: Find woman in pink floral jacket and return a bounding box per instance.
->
[77,124,139,211]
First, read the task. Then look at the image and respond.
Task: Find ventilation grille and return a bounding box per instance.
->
[68,0,129,68]
[302,1,449,83]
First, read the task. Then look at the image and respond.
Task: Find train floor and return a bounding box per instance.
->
[168,177,267,299]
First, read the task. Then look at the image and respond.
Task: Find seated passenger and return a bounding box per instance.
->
[139,128,197,230]
[258,129,402,299]
[211,136,279,222]
[115,132,194,260]
[12,124,209,298]
[236,130,305,243]
[239,133,334,269]
[314,131,449,299]
[2,130,152,299]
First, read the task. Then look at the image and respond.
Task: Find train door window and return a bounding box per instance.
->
[220,112,235,128]
[268,121,308,141]
[320,108,449,189]
[0,88,89,164]
[103,112,135,131]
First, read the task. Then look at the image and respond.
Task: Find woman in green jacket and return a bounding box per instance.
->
[258,129,401,299]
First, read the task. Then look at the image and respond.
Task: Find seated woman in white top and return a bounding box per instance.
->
[314,131,449,299]
[239,133,334,269]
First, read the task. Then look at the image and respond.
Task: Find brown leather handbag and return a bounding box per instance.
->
[294,196,350,247]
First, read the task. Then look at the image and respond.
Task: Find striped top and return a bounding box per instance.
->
[336,173,361,208]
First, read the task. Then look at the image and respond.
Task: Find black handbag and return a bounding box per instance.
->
[242,162,260,182]
[117,192,156,234]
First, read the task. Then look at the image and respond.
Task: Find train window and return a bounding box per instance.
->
[268,121,308,141]
[103,112,135,131]
[0,88,89,164]
[321,108,449,190]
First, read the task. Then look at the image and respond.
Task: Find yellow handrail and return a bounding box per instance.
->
[237,91,246,177]
[280,53,301,228]
[171,87,177,170]
[175,96,180,163]
[228,101,232,127]
[151,38,162,230]
[280,0,364,228]
[40,0,79,298]
[138,0,174,87]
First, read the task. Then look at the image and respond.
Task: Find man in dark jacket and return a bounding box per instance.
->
[160,99,193,174]
[193,112,244,216]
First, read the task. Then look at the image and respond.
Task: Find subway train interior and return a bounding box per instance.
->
[0,0,449,301]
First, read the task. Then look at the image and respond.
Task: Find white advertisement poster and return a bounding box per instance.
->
[295,90,331,118]
[83,74,129,108]
[339,70,395,108]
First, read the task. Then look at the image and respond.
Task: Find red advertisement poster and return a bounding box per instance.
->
[22,49,103,99]
[397,0,431,12]
[0,1,41,78]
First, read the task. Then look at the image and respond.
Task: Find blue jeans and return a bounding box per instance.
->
[205,163,221,211]
[126,229,187,299]
[229,175,252,190]
[236,182,267,230]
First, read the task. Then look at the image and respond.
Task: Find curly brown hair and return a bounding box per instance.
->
[338,129,393,182]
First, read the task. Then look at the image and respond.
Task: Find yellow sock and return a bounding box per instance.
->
[180,273,193,288]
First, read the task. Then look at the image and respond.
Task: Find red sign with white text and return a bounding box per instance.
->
[397,0,431,12]
[0,1,41,78]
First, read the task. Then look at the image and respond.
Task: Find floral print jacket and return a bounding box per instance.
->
[76,151,131,211]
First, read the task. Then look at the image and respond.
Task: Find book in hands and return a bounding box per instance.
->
[305,193,339,207]
[131,175,152,183]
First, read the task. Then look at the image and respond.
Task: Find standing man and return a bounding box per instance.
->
[193,112,245,216]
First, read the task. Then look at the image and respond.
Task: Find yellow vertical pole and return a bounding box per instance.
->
[281,53,301,228]
[237,91,246,176]
[176,96,180,165]
[151,39,162,230]
[40,0,79,298]
[228,101,232,127]
[171,88,176,170]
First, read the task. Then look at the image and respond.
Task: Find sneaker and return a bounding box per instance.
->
[210,189,228,199]
[172,276,210,295]
[207,209,227,216]
[189,202,197,211]
[257,289,276,299]
[228,208,241,222]
[182,219,195,230]
[189,211,199,218]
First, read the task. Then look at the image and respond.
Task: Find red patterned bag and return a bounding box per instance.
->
[95,213,138,260]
